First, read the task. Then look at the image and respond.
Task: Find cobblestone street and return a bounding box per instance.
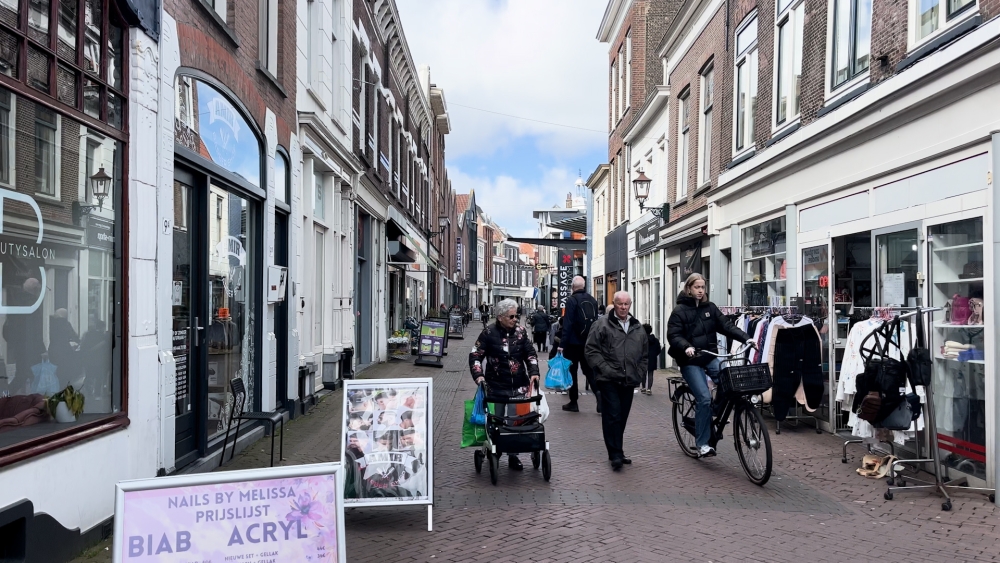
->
[74,327,1000,562]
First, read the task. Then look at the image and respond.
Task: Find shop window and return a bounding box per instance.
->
[742,216,787,306]
[0,92,123,453]
[733,14,758,153]
[831,0,872,89]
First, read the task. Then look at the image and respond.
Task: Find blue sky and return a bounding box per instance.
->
[396,0,609,237]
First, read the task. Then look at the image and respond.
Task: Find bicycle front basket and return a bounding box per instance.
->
[718,362,772,395]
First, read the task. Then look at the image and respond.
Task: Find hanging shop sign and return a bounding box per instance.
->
[113,463,346,563]
[86,216,116,250]
[681,242,702,277]
[635,222,659,254]
[341,379,434,518]
[557,249,573,313]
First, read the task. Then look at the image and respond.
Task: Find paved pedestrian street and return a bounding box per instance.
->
[73,329,999,563]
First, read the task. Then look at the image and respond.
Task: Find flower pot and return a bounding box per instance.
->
[54,401,76,423]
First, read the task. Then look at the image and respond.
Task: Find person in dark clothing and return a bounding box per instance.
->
[641,324,660,395]
[469,298,540,470]
[48,308,80,388]
[667,273,755,458]
[559,276,601,413]
[529,306,551,352]
[585,290,647,470]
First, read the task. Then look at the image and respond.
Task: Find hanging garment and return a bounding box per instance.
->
[766,318,823,421]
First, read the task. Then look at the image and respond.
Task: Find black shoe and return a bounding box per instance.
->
[562,403,579,412]
[596,401,602,414]
[508,456,523,470]
[621,457,632,465]
[611,458,623,471]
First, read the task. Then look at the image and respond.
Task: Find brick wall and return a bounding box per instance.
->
[165,0,297,150]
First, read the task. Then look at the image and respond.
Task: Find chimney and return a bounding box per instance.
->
[566,192,573,208]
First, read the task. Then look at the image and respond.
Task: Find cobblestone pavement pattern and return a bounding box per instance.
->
[73,327,999,563]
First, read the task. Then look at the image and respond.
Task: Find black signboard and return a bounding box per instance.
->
[557,250,573,314]
[86,216,115,250]
[681,242,702,277]
[635,222,659,254]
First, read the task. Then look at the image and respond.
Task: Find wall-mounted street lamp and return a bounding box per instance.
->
[632,168,669,221]
[76,167,113,217]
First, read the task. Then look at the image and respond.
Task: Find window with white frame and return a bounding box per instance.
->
[618,45,626,119]
[831,0,872,89]
[698,64,713,186]
[911,0,976,45]
[314,172,326,220]
[625,31,632,113]
[314,228,326,348]
[210,0,227,21]
[0,89,11,185]
[259,0,279,77]
[734,15,758,153]
[306,0,318,88]
[35,107,58,196]
[611,61,619,124]
[677,89,690,200]
[775,0,804,125]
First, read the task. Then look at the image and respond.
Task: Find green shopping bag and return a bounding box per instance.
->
[461,398,487,448]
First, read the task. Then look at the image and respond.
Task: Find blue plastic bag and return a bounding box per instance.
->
[545,352,572,391]
[469,385,486,425]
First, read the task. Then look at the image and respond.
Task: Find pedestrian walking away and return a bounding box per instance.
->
[468,299,540,471]
[667,273,755,458]
[641,324,661,395]
[529,305,551,352]
[584,291,647,470]
[559,276,601,413]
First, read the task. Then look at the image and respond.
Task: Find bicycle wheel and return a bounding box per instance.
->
[733,402,772,486]
[671,386,700,458]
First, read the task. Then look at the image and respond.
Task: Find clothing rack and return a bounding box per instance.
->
[842,306,995,509]
[718,305,799,316]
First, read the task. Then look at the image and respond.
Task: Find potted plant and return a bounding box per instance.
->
[388,331,411,357]
[46,385,85,423]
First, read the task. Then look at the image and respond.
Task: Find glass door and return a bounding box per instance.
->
[173,170,205,467]
[802,245,832,429]
[928,217,987,486]
[876,228,921,307]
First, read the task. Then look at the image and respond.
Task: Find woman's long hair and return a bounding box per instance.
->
[682,273,709,304]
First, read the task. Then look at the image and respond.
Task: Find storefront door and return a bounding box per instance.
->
[173,169,205,467]
[875,227,921,307]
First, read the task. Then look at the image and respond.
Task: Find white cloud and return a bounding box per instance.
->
[451,166,579,238]
[397,0,609,161]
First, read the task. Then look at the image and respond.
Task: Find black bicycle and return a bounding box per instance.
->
[668,344,773,486]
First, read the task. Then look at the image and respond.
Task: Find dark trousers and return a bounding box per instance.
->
[596,381,635,460]
[533,331,547,351]
[563,344,595,405]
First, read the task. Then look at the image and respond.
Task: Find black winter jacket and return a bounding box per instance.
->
[469,323,539,397]
[647,334,662,372]
[667,292,751,366]
[585,314,648,386]
[561,289,600,347]
[529,311,551,333]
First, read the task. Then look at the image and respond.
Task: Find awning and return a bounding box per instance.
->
[506,237,586,251]
[659,225,706,248]
[386,217,408,241]
[547,215,587,235]
[387,240,417,263]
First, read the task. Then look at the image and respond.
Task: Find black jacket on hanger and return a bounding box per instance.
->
[770,323,824,421]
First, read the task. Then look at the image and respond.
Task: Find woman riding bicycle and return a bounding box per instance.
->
[667,273,756,458]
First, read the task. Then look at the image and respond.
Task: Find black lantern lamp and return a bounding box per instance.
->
[632,168,669,220]
[90,167,112,210]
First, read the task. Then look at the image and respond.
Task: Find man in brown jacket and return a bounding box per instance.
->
[584,291,647,470]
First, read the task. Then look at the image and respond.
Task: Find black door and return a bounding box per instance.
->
[274,211,289,408]
[173,167,206,467]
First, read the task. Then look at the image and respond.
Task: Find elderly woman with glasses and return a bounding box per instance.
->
[469,298,540,470]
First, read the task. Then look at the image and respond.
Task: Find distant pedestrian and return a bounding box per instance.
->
[549,317,562,358]
[559,276,601,413]
[529,306,551,352]
[585,291,647,470]
[641,324,661,395]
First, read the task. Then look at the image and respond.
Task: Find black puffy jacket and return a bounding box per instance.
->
[667,292,750,366]
[469,323,540,397]
[529,311,551,333]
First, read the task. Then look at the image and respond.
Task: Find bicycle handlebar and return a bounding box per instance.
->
[693,341,755,359]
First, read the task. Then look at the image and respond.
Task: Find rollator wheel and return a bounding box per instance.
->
[487,452,498,485]
[531,451,541,469]
[884,491,893,501]
[990,493,995,503]
[942,501,952,511]
[542,450,552,482]
[474,450,484,474]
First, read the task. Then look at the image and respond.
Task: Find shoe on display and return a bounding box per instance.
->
[698,445,716,458]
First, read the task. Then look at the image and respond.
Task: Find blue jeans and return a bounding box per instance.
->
[680,358,722,449]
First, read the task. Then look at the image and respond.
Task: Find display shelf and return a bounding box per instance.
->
[744,251,785,261]
[935,356,986,365]
[934,323,986,329]
[932,277,984,284]
[932,242,983,253]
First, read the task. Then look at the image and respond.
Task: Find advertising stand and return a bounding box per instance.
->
[341,379,435,530]
[414,318,447,368]
[113,463,347,562]
[448,313,465,339]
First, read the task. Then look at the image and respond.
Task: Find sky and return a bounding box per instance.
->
[396,0,609,237]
